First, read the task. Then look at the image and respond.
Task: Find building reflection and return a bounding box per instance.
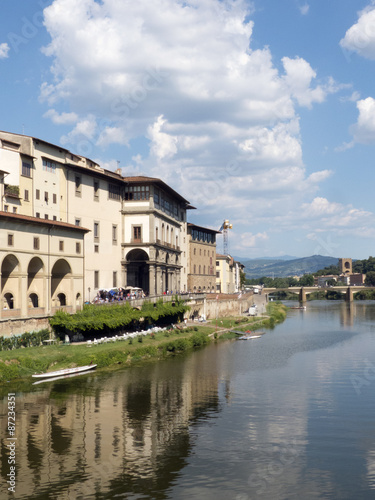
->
[0,351,220,499]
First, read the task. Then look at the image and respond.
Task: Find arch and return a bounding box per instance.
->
[1,254,20,291]
[51,259,72,300]
[57,293,66,306]
[126,249,149,262]
[27,256,44,289]
[125,249,149,293]
[29,293,39,308]
[4,292,14,309]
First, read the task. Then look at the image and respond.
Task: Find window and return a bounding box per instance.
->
[75,218,81,226]
[12,207,17,213]
[4,205,8,212]
[216,261,219,266]
[36,212,40,218]
[94,245,99,253]
[133,226,142,242]
[53,216,57,221]
[76,242,81,254]
[194,265,196,274]
[59,240,64,251]
[33,237,40,250]
[94,180,99,200]
[113,271,117,288]
[7,234,13,246]
[43,159,56,173]
[94,271,99,289]
[203,266,206,274]
[94,222,99,241]
[75,175,81,196]
[216,271,220,278]
[112,225,117,244]
[24,189,29,201]
[194,248,196,255]
[36,189,40,200]
[44,191,48,203]
[124,185,150,200]
[22,161,31,177]
[108,183,121,200]
[154,189,159,204]
[44,214,48,220]
[53,193,57,204]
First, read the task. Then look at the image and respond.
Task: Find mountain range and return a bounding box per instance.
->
[238,255,339,278]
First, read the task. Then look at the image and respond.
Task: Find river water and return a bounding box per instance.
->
[2,300,375,499]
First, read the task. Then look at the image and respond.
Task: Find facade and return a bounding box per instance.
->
[0,131,192,315]
[215,254,244,294]
[186,223,218,293]
[0,212,88,320]
[339,258,352,275]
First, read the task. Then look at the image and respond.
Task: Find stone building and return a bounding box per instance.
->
[0,211,88,322]
[186,223,218,293]
[215,254,244,293]
[0,131,192,327]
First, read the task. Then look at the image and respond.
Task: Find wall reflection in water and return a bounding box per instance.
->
[0,350,221,499]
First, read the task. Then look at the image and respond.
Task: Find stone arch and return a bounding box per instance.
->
[29,293,39,308]
[51,259,72,304]
[57,293,66,306]
[4,292,14,309]
[27,257,44,288]
[1,254,20,292]
[125,249,149,293]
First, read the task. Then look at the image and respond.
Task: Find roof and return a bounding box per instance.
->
[187,222,221,234]
[123,175,191,205]
[0,211,90,232]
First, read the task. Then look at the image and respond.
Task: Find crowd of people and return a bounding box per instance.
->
[92,287,146,304]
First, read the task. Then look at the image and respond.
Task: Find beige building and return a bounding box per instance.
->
[0,130,194,328]
[187,223,218,293]
[215,254,244,294]
[0,211,88,320]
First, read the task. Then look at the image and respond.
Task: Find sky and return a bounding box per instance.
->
[1,0,375,260]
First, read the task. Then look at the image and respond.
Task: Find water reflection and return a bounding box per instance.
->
[2,302,375,499]
[0,350,221,499]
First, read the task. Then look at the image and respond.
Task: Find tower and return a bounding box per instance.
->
[339,258,352,275]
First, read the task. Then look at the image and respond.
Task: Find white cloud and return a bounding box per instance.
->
[340,6,375,60]
[0,43,9,59]
[299,4,310,16]
[44,108,78,125]
[39,0,351,254]
[350,97,375,144]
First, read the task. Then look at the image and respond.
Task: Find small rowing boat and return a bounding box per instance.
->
[32,364,97,379]
[238,335,261,340]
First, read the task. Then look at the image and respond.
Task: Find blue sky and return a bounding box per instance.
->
[1,0,375,259]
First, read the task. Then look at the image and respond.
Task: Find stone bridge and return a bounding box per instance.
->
[262,286,372,302]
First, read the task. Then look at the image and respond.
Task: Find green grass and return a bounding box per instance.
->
[0,326,214,383]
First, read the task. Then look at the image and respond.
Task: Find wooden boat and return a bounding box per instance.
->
[32,364,97,379]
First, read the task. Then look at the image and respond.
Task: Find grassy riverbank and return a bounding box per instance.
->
[0,302,287,383]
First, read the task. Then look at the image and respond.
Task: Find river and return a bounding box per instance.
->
[2,300,375,499]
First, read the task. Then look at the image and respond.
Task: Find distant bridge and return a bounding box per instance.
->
[262,286,372,302]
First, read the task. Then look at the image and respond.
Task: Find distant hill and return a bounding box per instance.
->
[243,255,339,278]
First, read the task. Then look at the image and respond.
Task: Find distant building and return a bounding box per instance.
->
[339,258,352,275]
[187,223,219,293]
[348,273,366,286]
[215,254,244,293]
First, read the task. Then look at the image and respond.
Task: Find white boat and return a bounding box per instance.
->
[32,364,97,379]
[238,335,261,340]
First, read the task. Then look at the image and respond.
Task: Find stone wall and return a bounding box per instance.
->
[0,317,51,338]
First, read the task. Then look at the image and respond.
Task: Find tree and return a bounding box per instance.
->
[299,274,314,286]
[365,271,375,286]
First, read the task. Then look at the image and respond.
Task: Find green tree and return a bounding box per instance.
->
[365,271,375,286]
[299,274,314,286]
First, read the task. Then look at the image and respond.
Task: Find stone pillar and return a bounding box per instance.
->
[346,286,354,302]
[149,264,156,297]
[20,273,28,317]
[299,287,307,302]
[122,264,127,287]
